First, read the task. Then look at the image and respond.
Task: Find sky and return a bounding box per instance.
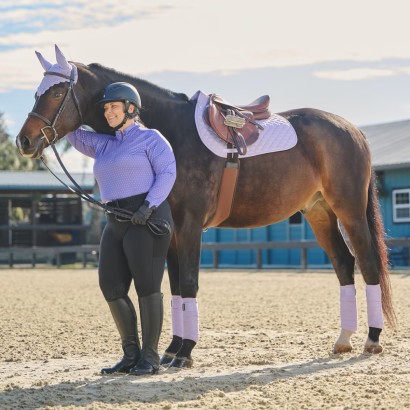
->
[1,0,410,172]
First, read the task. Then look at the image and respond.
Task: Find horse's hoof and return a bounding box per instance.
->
[168,356,193,368]
[160,352,175,367]
[364,343,383,354]
[333,343,353,354]
[334,329,354,354]
[364,335,383,354]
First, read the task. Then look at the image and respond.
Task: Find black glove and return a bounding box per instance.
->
[131,201,156,225]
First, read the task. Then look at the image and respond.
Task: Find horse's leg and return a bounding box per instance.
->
[324,175,395,354]
[167,216,202,368]
[304,198,357,353]
[160,235,184,366]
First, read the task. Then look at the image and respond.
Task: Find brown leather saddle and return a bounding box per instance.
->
[206,93,271,155]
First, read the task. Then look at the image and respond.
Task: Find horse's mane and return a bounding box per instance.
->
[87,63,190,103]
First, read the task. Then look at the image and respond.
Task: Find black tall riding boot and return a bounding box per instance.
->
[129,292,163,376]
[101,296,141,374]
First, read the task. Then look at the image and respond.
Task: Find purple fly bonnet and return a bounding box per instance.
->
[35,44,78,97]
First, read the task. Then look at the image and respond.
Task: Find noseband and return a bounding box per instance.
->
[28,66,83,145]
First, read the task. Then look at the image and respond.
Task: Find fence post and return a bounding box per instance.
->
[301,248,307,270]
[82,252,87,268]
[56,252,61,269]
[213,250,219,269]
[256,249,262,269]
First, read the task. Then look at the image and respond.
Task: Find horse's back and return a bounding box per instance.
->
[279,107,371,170]
[279,107,367,144]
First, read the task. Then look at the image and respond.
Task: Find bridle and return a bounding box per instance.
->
[27,66,170,236]
[28,66,83,145]
[27,66,103,211]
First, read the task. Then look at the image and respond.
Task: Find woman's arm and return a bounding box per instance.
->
[65,128,109,158]
[145,130,177,207]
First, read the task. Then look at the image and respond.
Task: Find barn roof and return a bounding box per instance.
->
[361,119,410,170]
[0,171,95,192]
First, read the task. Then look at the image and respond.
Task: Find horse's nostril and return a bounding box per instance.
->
[22,136,31,148]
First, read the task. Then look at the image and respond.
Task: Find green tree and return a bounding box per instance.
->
[0,112,43,171]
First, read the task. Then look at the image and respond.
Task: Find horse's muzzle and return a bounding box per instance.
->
[16,134,45,158]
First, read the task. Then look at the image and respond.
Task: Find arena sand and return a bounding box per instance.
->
[0,268,409,410]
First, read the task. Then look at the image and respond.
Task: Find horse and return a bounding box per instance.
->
[16,47,396,368]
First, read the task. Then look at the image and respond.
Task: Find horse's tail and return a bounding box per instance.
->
[367,171,397,328]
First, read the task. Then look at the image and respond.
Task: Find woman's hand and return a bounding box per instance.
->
[131,201,156,225]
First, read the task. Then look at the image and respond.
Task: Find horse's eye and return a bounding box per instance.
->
[54,92,63,98]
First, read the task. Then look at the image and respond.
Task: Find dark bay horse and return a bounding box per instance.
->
[16,49,395,367]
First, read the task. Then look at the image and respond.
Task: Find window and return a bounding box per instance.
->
[393,189,410,223]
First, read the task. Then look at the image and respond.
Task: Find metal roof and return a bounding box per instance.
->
[0,171,95,191]
[361,119,410,170]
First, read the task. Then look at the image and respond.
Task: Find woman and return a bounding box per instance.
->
[66,82,176,376]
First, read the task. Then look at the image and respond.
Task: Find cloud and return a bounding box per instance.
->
[397,67,410,75]
[2,0,410,93]
[401,103,410,116]
[0,1,171,38]
[313,68,397,81]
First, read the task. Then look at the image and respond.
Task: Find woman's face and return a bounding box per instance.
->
[103,101,126,129]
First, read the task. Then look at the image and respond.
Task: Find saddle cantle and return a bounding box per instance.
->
[234,95,271,120]
[207,93,271,156]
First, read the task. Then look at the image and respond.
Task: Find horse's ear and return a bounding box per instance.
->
[35,51,52,71]
[54,44,71,70]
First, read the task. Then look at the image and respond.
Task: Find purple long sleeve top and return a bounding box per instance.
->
[65,123,176,207]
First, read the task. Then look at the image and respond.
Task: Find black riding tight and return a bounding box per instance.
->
[98,200,173,301]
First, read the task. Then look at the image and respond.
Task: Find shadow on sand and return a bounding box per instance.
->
[0,353,372,409]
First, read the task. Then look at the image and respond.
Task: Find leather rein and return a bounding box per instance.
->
[28,67,170,235]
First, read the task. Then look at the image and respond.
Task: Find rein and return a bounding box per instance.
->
[32,66,170,236]
[41,146,170,236]
[41,145,135,220]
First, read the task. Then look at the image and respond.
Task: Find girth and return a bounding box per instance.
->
[204,150,240,229]
[203,92,272,227]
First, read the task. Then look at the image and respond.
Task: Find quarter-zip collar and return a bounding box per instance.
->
[115,122,140,140]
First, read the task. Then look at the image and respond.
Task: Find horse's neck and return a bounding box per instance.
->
[81,64,189,142]
[84,114,112,135]
[130,83,183,129]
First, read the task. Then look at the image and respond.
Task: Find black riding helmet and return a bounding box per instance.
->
[98,82,142,130]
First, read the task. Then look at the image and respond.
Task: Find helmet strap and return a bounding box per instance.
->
[111,113,128,131]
